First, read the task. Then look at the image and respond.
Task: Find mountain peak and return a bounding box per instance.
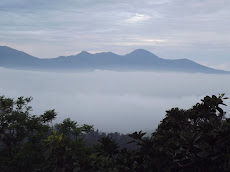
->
[0,46,229,74]
[126,49,160,60]
[78,51,91,55]
[0,46,37,59]
[0,45,13,49]
[128,49,157,55]
[0,46,20,53]
[131,49,152,54]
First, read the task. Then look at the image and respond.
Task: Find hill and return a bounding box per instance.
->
[0,46,229,74]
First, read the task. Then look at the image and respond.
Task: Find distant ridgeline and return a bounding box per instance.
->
[0,46,229,73]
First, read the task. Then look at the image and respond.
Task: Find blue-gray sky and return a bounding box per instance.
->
[0,0,230,70]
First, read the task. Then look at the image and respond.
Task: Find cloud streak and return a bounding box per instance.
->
[125,13,151,23]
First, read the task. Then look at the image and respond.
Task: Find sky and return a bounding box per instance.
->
[1,67,230,133]
[0,0,230,70]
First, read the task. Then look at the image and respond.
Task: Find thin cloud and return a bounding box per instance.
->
[125,13,150,23]
[0,0,230,68]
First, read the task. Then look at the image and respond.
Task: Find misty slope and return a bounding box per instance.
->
[0,46,39,68]
[0,46,229,73]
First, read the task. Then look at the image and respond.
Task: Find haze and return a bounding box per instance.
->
[1,67,229,133]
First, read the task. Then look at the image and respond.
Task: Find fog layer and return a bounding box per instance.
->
[0,68,229,133]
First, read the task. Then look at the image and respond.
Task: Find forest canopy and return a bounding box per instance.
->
[0,94,229,172]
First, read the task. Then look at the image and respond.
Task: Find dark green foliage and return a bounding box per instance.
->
[0,96,50,171]
[0,94,230,171]
[151,94,230,172]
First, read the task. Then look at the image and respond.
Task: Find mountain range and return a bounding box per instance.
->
[0,46,229,74]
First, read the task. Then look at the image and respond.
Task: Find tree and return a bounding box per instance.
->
[153,94,229,171]
[0,96,51,171]
[43,118,94,172]
[0,94,229,171]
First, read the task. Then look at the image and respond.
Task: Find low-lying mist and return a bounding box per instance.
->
[0,67,230,133]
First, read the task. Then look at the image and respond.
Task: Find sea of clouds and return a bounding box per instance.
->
[0,67,229,133]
